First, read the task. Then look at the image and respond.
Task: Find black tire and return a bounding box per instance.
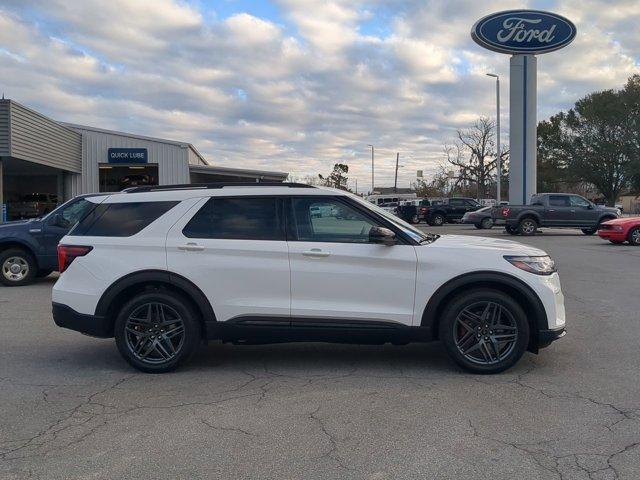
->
[505,226,519,235]
[629,227,640,246]
[0,248,37,286]
[480,217,493,229]
[114,291,201,373]
[581,228,596,235]
[474,223,483,229]
[410,214,420,224]
[438,289,530,374]
[518,218,538,236]
[430,214,445,227]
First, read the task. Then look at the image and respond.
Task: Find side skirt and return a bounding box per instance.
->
[205,317,434,346]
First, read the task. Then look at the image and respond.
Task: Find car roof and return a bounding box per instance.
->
[93,184,345,203]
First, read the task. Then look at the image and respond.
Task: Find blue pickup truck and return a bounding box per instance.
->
[0,194,102,286]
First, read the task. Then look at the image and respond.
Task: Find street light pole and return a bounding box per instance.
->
[367,144,374,194]
[486,73,501,203]
[394,152,399,192]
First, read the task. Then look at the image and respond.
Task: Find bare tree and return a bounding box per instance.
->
[445,117,508,199]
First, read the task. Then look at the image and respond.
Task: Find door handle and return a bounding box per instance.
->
[302,248,330,258]
[178,242,204,252]
[570,209,576,213]
[548,209,556,212]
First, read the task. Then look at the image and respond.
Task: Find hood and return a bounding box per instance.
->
[602,216,640,225]
[0,218,41,230]
[432,234,547,256]
[596,205,620,214]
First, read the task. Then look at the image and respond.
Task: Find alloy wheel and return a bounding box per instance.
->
[124,302,186,365]
[434,215,444,226]
[2,257,29,282]
[520,220,536,235]
[630,228,640,245]
[453,301,518,365]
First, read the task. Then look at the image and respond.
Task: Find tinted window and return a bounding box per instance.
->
[71,201,178,237]
[183,197,284,240]
[449,199,464,206]
[465,200,480,207]
[549,195,570,207]
[291,197,378,243]
[570,195,590,207]
[59,199,95,226]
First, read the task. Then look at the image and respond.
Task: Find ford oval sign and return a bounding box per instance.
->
[471,10,576,55]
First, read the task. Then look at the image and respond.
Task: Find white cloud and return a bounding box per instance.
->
[0,0,638,190]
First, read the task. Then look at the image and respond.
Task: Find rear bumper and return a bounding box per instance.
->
[52,302,112,338]
[538,327,566,349]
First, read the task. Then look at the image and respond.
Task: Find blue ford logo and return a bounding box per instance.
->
[472,10,576,55]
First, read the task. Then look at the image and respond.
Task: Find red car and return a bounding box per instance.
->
[597,217,640,245]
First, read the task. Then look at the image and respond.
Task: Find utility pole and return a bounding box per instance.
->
[367,144,374,194]
[394,152,399,192]
[355,178,358,194]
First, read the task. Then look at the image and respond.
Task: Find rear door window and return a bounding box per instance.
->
[183,197,284,240]
[549,195,570,207]
[71,201,178,237]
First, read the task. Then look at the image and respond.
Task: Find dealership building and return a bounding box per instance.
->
[0,99,288,220]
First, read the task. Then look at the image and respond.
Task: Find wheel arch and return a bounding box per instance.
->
[597,214,617,224]
[516,211,541,224]
[420,271,547,352]
[95,270,216,337]
[0,240,40,267]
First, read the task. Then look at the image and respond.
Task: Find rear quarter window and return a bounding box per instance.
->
[70,201,178,237]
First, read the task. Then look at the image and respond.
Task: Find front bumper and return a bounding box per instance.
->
[52,302,112,338]
[597,230,626,242]
[538,327,567,348]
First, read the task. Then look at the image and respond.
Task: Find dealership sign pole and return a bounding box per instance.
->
[471,10,576,204]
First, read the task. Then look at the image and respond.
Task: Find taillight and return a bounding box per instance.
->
[501,207,510,217]
[420,207,429,214]
[57,245,93,273]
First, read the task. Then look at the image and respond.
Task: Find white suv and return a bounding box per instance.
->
[52,183,566,374]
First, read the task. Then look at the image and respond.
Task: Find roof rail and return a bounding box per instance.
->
[121,182,316,193]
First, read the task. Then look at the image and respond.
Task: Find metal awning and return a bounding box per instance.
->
[189,164,288,182]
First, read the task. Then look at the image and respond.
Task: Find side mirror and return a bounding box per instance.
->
[369,226,396,246]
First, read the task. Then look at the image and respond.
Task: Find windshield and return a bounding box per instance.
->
[352,194,437,244]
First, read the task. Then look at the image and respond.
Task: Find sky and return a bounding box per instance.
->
[1,0,639,192]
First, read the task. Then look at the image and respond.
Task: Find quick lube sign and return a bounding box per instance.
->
[108,148,148,164]
[471,10,576,205]
[472,10,576,55]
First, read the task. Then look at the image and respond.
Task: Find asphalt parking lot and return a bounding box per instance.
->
[1,224,639,480]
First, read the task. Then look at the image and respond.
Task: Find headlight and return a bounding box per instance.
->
[504,255,556,275]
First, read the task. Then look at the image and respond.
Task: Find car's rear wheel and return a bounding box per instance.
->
[518,218,538,236]
[581,228,596,235]
[114,291,201,373]
[0,248,37,286]
[629,227,640,246]
[410,214,420,224]
[439,289,529,374]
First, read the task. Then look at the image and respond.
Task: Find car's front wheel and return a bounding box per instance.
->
[480,218,493,229]
[629,227,640,246]
[114,291,201,373]
[429,214,445,226]
[581,228,596,235]
[0,248,37,286]
[439,289,530,374]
